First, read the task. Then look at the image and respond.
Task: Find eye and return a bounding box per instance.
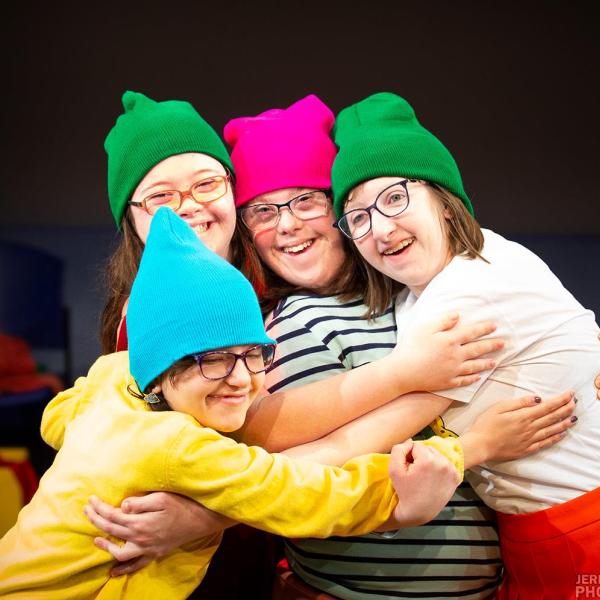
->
[293,193,314,207]
[145,191,178,206]
[201,354,227,365]
[387,191,407,205]
[193,177,221,193]
[250,205,278,222]
[349,211,368,226]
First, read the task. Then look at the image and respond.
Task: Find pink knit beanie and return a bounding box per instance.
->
[224,95,337,207]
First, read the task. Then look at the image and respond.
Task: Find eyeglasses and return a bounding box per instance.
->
[192,344,276,380]
[128,174,231,215]
[335,180,416,240]
[238,190,331,233]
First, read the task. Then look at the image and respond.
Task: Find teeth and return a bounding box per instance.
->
[194,223,208,233]
[281,240,313,254]
[383,237,414,255]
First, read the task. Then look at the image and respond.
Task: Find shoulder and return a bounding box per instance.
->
[266,294,393,337]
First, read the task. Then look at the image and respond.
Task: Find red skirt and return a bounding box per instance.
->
[496,486,600,600]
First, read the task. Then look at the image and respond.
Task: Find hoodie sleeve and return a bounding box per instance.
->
[41,353,131,450]
[159,423,463,539]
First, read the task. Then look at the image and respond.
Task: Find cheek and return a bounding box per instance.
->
[215,195,237,226]
[354,238,379,266]
[252,230,278,265]
[131,210,152,244]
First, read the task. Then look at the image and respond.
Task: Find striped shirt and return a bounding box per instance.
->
[265,293,502,599]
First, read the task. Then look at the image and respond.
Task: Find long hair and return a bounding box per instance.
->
[99,208,257,354]
[235,222,393,316]
[100,211,143,354]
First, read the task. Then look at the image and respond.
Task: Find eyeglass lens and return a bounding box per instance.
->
[241,191,329,231]
[144,176,228,214]
[198,345,275,379]
[338,181,410,239]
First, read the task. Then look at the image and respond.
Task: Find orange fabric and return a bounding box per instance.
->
[272,560,337,600]
[0,335,36,375]
[0,335,63,394]
[496,487,600,600]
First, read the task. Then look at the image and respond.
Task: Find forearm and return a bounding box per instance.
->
[238,353,416,451]
[459,431,491,470]
[283,392,452,466]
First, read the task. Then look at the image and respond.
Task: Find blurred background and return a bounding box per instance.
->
[0,1,598,495]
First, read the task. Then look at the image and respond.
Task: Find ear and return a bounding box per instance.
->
[151,384,162,394]
[442,206,452,220]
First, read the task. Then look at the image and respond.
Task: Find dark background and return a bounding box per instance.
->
[1,0,598,379]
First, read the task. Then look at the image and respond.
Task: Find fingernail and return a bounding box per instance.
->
[571,415,578,423]
[573,396,579,404]
[534,396,542,403]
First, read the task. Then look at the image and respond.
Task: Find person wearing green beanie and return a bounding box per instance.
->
[100,90,256,355]
[331,92,600,599]
[84,95,583,600]
[0,208,470,599]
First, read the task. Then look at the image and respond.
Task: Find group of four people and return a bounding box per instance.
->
[0,89,599,600]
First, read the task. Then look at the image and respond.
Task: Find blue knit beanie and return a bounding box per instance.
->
[128,208,274,392]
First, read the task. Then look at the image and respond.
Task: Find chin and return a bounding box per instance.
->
[210,414,247,433]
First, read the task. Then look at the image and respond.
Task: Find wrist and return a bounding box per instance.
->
[459,431,491,469]
[376,352,413,397]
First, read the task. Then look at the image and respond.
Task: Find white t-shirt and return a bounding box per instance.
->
[394,229,600,514]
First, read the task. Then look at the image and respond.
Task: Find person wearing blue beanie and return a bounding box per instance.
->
[0,208,467,599]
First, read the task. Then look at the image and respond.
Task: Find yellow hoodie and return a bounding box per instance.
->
[0,352,463,599]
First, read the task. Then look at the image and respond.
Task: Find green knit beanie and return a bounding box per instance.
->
[331,93,473,218]
[105,91,234,227]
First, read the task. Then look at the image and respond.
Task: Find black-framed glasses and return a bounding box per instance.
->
[238,190,331,233]
[192,344,276,380]
[128,174,231,215]
[335,180,415,240]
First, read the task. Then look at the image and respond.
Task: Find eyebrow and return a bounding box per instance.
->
[140,169,225,196]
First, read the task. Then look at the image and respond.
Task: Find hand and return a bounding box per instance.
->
[84,492,235,576]
[596,373,600,401]
[388,439,460,527]
[393,312,504,392]
[460,390,577,467]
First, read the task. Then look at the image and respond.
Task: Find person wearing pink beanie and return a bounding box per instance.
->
[225,95,351,298]
[83,95,584,600]
[225,94,336,207]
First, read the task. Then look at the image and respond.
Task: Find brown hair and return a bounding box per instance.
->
[99,208,257,354]
[100,211,143,354]
[235,222,395,316]
[359,183,486,315]
[127,355,198,411]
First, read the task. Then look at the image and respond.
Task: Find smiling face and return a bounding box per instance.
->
[156,345,265,432]
[346,177,453,296]
[246,187,347,291]
[130,153,236,260]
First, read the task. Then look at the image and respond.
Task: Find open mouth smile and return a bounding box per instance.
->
[279,240,314,255]
[382,237,415,256]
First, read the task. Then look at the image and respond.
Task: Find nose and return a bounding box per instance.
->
[370,209,396,241]
[276,206,303,234]
[225,358,252,387]
[177,192,204,219]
